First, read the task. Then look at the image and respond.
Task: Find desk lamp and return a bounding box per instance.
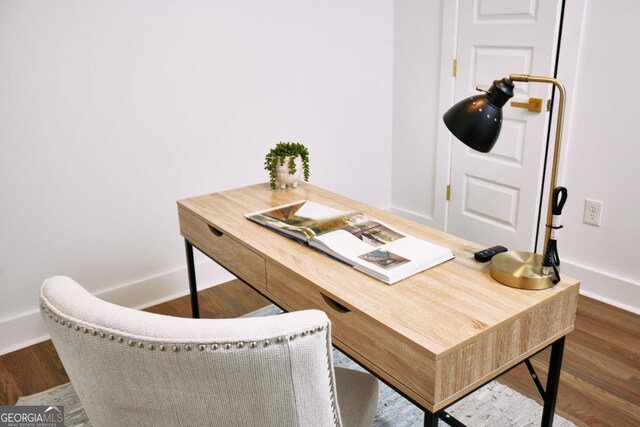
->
[443,74,567,290]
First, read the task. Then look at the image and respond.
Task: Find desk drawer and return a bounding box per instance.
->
[179,207,266,290]
[266,262,436,406]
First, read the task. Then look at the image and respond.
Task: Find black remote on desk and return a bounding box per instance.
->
[474,245,508,263]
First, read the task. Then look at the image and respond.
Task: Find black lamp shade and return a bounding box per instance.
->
[443,78,515,153]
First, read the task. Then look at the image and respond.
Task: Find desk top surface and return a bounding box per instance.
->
[179,183,580,359]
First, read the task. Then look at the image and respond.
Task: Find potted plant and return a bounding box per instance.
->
[264,142,310,189]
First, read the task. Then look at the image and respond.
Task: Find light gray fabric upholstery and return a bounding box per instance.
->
[40,276,378,427]
[335,368,379,427]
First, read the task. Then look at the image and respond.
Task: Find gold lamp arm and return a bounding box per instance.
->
[509,74,566,256]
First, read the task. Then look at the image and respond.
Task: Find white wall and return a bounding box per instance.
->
[558,0,640,311]
[391,0,443,224]
[392,0,640,313]
[0,0,393,354]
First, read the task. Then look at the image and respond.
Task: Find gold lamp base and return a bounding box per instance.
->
[490,251,556,290]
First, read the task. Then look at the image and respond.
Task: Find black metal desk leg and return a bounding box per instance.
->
[541,336,566,427]
[424,411,439,427]
[184,239,200,318]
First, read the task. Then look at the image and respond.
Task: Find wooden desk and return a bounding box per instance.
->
[177,183,579,426]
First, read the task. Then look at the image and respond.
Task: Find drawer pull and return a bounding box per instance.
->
[208,225,223,237]
[321,294,350,314]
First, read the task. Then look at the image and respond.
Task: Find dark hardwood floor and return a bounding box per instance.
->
[1,280,638,426]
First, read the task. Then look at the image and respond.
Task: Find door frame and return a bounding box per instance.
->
[434,0,587,250]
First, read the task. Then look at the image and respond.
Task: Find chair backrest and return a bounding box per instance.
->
[40,276,342,427]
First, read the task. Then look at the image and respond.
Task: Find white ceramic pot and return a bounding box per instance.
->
[275,156,303,189]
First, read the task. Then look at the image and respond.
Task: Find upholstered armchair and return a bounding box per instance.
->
[40,276,378,427]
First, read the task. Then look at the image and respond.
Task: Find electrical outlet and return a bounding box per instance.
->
[583,199,603,226]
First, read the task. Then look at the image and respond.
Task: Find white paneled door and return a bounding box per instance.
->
[447,0,564,251]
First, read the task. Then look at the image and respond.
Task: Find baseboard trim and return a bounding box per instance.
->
[561,258,640,315]
[0,262,233,356]
[579,289,640,316]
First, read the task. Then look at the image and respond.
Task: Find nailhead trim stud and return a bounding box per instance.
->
[42,304,326,360]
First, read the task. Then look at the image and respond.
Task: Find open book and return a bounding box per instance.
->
[245,200,454,284]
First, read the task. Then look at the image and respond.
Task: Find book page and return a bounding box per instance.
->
[315,221,451,274]
[368,237,451,267]
[249,200,366,239]
[315,220,409,269]
[247,200,453,284]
